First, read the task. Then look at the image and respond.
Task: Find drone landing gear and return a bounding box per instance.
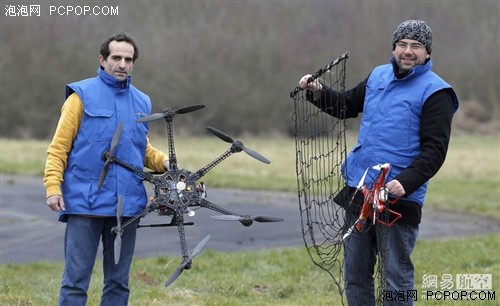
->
[137,222,194,228]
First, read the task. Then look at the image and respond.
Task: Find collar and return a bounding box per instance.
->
[97,66,131,89]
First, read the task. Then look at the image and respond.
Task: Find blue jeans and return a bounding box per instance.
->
[58,215,139,306]
[343,214,419,306]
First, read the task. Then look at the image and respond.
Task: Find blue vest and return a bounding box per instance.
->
[342,58,458,206]
[60,68,152,221]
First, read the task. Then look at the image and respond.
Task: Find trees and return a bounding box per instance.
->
[1,1,498,138]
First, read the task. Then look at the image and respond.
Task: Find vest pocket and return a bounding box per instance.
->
[81,108,114,141]
[363,85,384,120]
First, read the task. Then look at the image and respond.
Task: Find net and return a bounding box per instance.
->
[291,56,398,303]
[290,52,350,304]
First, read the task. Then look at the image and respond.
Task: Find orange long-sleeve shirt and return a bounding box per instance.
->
[43,93,168,198]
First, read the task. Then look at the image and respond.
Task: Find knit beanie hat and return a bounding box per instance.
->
[392,20,432,54]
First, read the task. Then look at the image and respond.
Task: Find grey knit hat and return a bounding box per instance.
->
[392,20,432,54]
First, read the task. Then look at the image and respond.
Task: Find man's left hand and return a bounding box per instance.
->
[386,180,405,197]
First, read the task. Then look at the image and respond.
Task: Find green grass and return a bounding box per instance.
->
[1,134,499,217]
[1,134,499,305]
[0,136,298,191]
[1,234,498,305]
[426,134,500,218]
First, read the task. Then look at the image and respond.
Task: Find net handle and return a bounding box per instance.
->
[290,51,350,98]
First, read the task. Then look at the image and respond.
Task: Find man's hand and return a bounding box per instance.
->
[386,180,406,197]
[299,74,323,92]
[46,194,65,212]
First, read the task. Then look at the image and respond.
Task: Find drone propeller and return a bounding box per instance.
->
[356,167,369,190]
[98,123,123,189]
[114,195,124,264]
[211,215,284,223]
[205,126,271,164]
[164,234,211,287]
[137,104,205,123]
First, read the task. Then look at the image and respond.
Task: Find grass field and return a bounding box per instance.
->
[1,234,498,305]
[1,133,498,217]
[1,134,499,305]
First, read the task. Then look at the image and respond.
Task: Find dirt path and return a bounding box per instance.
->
[1,174,499,264]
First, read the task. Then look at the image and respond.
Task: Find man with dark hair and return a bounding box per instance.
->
[99,32,139,63]
[298,20,459,305]
[44,32,169,305]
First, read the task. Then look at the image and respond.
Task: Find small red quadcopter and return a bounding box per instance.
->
[342,163,402,240]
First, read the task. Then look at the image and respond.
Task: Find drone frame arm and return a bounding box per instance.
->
[191,149,234,181]
[114,200,159,235]
[173,211,189,260]
[165,119,179,172]
[104,153,155,183]
[197,198,245,218]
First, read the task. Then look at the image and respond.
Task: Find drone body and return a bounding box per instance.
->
[342,163,402,240]
[99,104,283,287]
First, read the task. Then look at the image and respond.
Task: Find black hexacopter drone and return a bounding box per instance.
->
[98,104,283,287]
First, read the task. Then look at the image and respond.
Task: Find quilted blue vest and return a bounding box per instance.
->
[342,58,458,206]
[60,68,152,221]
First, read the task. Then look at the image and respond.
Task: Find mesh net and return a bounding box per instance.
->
[290,52,392,305]
[290,52,349,303]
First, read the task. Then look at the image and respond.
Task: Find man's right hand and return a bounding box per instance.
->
[299,74,323,92]
[46,194,65,212]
